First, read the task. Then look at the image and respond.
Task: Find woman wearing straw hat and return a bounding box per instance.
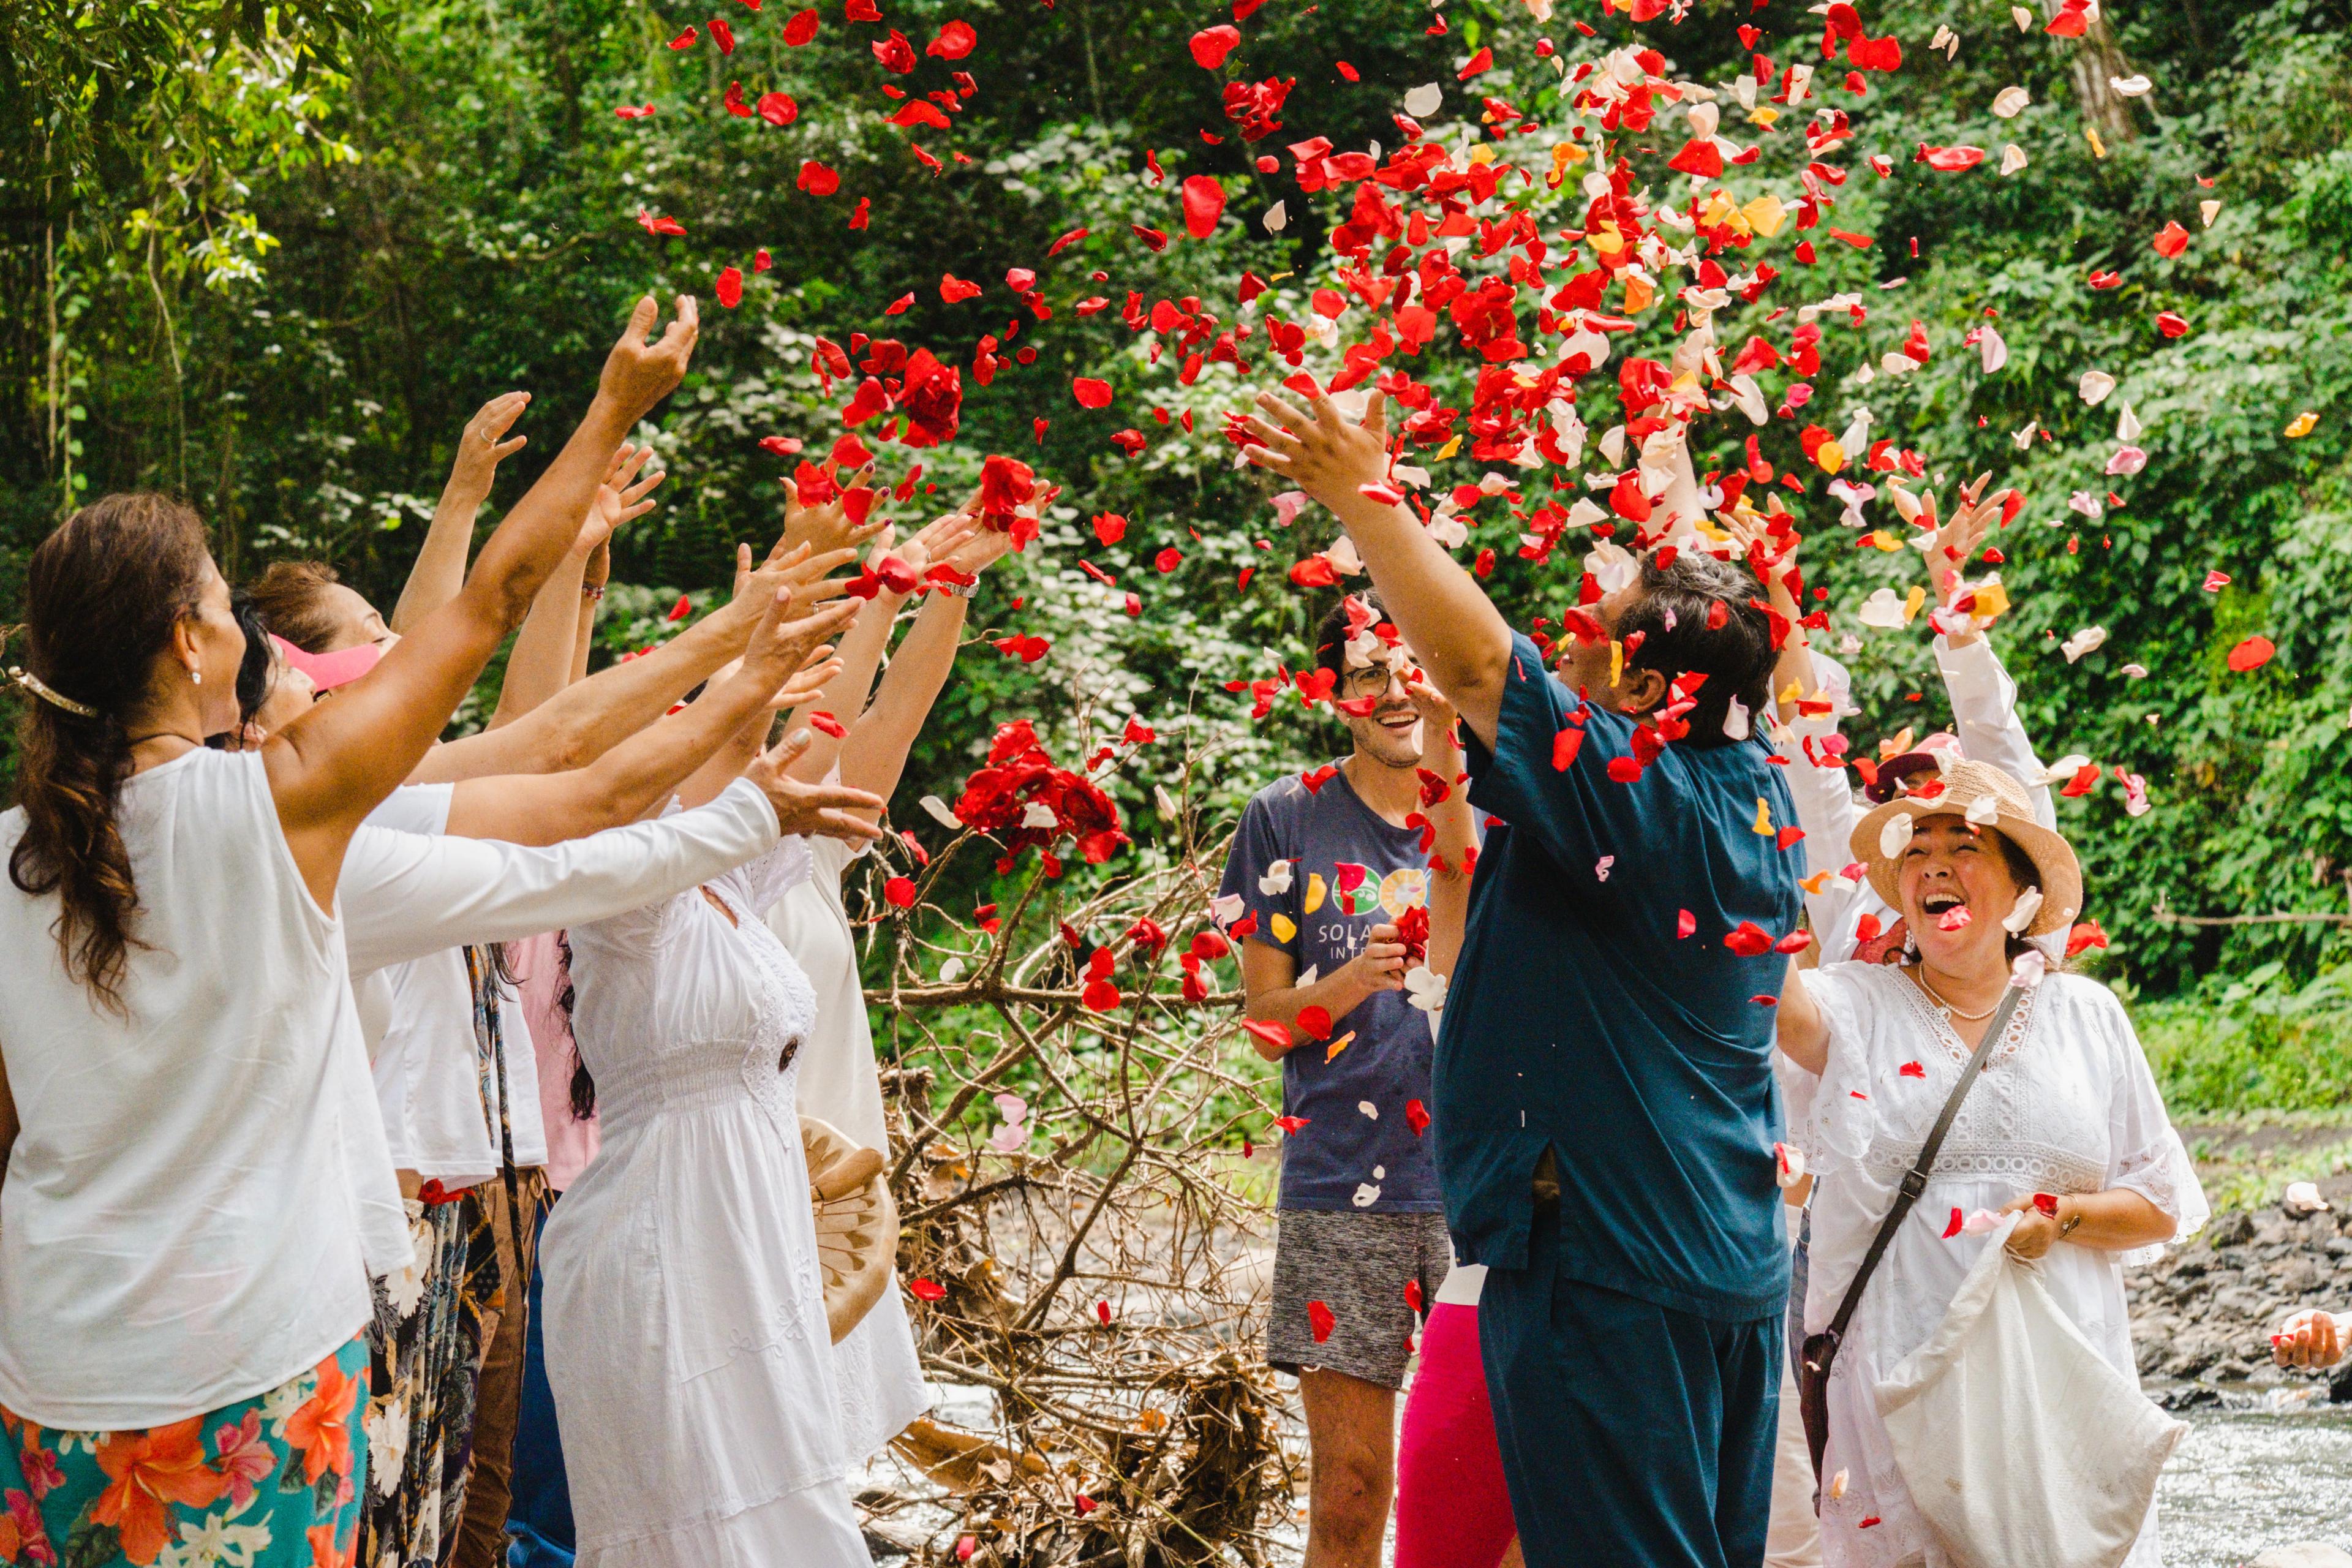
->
[1775,760,2209,1567]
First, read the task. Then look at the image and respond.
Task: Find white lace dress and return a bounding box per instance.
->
[540,835,866,1567]
[1784,964,2209,1568]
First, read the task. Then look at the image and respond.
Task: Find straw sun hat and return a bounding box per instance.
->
[1850,758,2082,940]
[801,1116,900,1344]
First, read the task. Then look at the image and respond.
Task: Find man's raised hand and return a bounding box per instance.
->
[1240,389,1396,518]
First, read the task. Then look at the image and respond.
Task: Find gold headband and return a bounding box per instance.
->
[6,666,99,718]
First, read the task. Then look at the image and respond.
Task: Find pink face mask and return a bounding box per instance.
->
[270,635,382,692]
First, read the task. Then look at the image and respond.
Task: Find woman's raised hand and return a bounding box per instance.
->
[742,729,888,843]
[447,391,532,502]
[779,467,890,558]
[578,444,665,557]
[597,295,700,421]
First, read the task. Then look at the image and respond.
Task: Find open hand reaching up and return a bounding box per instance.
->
[744,729,888,843]
[447,391,532,505]
[598,295,700,421]
[1239,389,1396,519]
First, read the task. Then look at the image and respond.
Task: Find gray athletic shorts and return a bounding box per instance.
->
[1265,1207,1454,1390]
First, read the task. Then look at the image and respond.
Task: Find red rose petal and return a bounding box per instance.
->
[1190,24,1241,69]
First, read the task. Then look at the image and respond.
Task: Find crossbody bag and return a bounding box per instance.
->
[1798,979,2028,1499]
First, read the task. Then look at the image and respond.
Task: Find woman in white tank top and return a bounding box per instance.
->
[0,297,700,1568]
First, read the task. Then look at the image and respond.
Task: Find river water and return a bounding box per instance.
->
[2160,1400,2352,1566]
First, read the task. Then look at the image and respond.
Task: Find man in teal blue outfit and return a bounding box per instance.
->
[1242,387,1804,1568]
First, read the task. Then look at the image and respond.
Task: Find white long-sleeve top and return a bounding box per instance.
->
[1781,636,2057,963]
[333,778,783,1252]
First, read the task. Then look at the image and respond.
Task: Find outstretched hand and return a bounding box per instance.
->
[1929,472,2000,596]
[578,443,665,559]
[598,295,700,421]
[780,467,890,559]
[1403,674,1459,750]
[2274,1308,2345,1370]
[1240,389,1396,516]
[447,391,532,502]
[744,729,888,843]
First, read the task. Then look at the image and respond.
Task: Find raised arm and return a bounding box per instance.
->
[390,391,532,633]
[1403,677,1478,982]
[263,295,699,906]
[408,538,857,784]
[818,519,1008,805]
[1774,956,1829,1074]
[488,445,664,728]
[1243,390,1513,748]
[443,587,861,845]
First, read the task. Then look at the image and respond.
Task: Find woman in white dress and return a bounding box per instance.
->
[766,501,1009,1457]
[1776,760,2207,1568]
[539,687,887,1566]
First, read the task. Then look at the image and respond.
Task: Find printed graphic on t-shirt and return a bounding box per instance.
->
[1218,766,1444,1215]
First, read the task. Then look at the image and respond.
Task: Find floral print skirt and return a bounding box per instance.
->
[356,1185,503,1568]
[0,1336,369,1568]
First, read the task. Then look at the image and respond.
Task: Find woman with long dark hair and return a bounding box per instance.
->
[0,296,699,1568]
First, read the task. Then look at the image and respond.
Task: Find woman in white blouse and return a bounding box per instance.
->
[1776,760,2208,1568]
[0,296,699,1568]
[541,668,887,1566]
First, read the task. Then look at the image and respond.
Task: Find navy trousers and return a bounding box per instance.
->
[506,1193,577,1567]
[1479,1208,1781,1568]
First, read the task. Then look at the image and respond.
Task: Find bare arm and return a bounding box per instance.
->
[790,503,996,787]
[263,295,699,908]
[1243,390,1513,748]
[1774,955,1829,1074]
[1237,929,1407,1062]
[443,598,858,846]
[489,446,664,728]
[831,590,967,813]
[407,540,858,783]
[570,542,605,686]
[1404,679,1479,981]
[391,391,531,633]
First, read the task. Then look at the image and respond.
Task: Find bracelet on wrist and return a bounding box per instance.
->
[582,584,607,601]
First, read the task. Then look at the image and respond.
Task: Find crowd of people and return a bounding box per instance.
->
[0,293,2341,1568]
[0,296,1013,1568]
[1222,386,2338,1568]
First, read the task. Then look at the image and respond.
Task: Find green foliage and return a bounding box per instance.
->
[2139,962,2352,1115]
[4,0,2351,1033]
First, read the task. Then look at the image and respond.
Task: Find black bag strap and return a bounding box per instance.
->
[1817,978,2029,1350]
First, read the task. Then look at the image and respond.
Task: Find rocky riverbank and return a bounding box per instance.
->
[2130,1200,2352,1400]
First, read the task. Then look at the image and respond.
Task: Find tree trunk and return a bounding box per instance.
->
[2045,2,2139,144]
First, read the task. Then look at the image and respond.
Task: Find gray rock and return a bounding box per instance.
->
[2243,1547,2352,1568]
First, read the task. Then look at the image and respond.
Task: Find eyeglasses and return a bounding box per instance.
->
[1339,663,1402,698]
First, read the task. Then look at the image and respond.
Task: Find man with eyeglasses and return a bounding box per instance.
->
[1220,589,1459,1568]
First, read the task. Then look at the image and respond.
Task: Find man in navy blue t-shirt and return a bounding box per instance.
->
[1242,388,1804,1568]
[1222,590,1455,1568]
